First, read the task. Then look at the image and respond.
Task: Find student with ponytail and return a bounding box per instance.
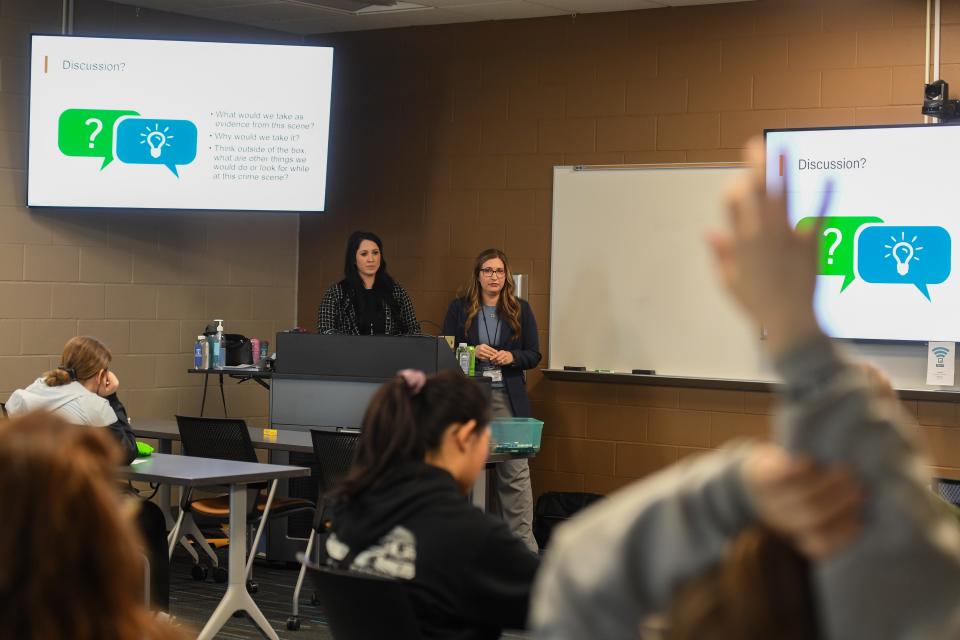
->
[7,336,137,464]
[321,369,539,640]
[6,335,170,612]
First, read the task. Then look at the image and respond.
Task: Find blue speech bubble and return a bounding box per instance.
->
[115,118,198,177]
[857,226,951,300]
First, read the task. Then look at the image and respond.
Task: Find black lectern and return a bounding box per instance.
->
[270,333,459,431]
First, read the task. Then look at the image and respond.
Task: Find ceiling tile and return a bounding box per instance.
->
[106,0,757,34]
[444,1,568,20]
[529,0,665,12]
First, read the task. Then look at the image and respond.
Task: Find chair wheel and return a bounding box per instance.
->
[286,616,301,631]
[246,580,258,594]
[310,592,320,606]
[191,564,208,581]
[212,567,228,583]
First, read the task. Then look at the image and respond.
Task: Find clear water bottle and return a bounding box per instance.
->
[456,342,470,375]
[194,336,204,369]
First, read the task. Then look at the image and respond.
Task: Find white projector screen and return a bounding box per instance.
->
[27,35,333,212]
[767,124,960,343]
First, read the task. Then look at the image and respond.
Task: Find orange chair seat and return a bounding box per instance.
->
[189,494,314,519]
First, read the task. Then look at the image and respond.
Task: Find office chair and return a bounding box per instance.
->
[173,415,315,590]
[287,428,360,631]
[937,478,960,507]
[304,558,423,640]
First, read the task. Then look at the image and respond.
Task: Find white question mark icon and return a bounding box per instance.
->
[84,117,103,149]
[823,228,842,265]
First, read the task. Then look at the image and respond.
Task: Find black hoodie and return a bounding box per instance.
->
[322,462,539,640]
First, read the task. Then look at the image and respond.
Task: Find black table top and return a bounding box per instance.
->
[133,419,530,463]
[119,453,309,486]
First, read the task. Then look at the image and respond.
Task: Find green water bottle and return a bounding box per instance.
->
[468,346,476,376]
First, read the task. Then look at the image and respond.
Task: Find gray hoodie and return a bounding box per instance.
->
[530,336,960,639]
[6,377,139,465]
[7,378,118,426]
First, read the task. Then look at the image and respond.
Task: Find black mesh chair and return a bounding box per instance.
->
[937,478,960,506]
[287,428,360,631]
[305,559,423,640]
[173,415,315,589]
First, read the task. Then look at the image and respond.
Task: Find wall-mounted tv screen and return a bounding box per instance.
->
[27,35,333,212]
[766,123,959,342]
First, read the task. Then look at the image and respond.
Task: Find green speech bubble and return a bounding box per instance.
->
[796,215,883,292]
[58,108,139,169]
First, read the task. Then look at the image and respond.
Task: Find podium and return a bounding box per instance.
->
[267,333,459,561]
[270,333,459,431]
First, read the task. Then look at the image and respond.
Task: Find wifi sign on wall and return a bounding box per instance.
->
[927,341,956,386]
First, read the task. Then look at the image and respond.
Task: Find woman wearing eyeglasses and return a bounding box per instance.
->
[442,248,542,552]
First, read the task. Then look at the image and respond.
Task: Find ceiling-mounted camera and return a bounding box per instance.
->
[922,80,960,121]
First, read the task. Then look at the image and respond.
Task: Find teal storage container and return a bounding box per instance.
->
[490,417,544,454]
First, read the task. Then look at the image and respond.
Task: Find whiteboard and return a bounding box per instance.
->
[549,164,955,390]
[549,164,771,381]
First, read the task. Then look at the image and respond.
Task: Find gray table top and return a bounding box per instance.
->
[132,419,531,463]
[119,452,309,486]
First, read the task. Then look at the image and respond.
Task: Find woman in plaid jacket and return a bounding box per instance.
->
[317,231,421,336]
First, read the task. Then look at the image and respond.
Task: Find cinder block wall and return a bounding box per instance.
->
[299,0,960,496]
[0,0,301,426]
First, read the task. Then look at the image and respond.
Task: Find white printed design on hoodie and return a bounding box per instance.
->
[326,526,417,580]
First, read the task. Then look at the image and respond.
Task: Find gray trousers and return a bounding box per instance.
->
[490,389,538,553]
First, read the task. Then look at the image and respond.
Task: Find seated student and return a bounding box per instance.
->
[6,335,169,612]
[530,140,960,639]
[320,369,539,640]
[7,336,136,463]
[0,411,185,640]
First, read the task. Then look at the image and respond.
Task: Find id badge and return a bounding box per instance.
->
[482,368,503,383]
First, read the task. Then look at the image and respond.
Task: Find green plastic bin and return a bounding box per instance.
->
[490,417,544,454]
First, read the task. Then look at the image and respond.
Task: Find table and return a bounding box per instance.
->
[121,453,308,640]
[187,368,272,417]
[133,419,531,515]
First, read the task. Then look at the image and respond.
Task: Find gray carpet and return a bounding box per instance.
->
[169,547,531,639]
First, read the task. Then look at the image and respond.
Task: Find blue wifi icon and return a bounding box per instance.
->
[933,346,951,359]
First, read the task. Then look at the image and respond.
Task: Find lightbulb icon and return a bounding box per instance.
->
[139,123,174,159]
[884,232,924,277]
[146,131,166,158]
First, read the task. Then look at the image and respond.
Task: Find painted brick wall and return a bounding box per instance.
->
[299,0,960,496]
[0,0,301,426]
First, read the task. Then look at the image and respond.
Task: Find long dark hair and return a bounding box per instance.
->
[460,248,521,341]
[335,370,491,502]
[342,230,399,317]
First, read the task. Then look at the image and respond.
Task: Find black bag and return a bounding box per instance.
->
[533,491,604,549]
[224,334,253,366]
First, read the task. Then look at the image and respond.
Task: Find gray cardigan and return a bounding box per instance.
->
[530,337,960,640]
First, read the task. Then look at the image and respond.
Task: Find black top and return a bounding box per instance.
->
[355,287,387,335]
[318,280,421,336]
[322,462,539,640]
[105,393,138,465]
